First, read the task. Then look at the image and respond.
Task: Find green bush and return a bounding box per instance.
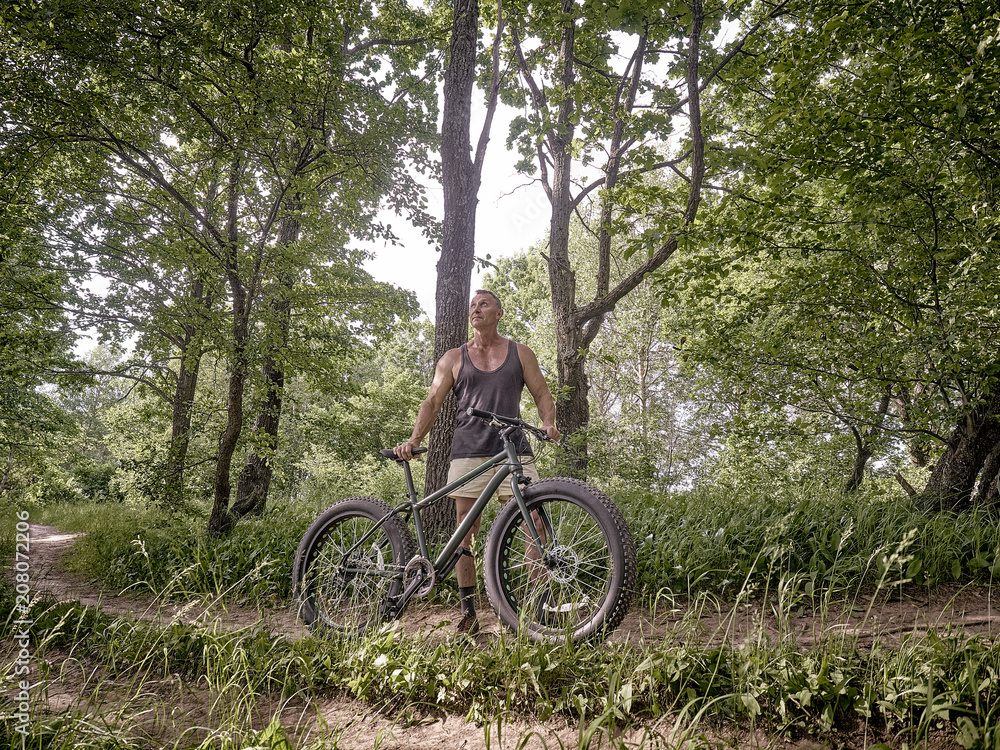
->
[71,459,124,503]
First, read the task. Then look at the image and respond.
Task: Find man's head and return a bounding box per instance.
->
[473,289,502,310]
[470,289,503,331]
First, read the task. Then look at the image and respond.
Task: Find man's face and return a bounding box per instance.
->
[469,293,502,330]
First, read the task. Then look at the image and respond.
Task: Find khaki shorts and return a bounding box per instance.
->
[447,457,540,500]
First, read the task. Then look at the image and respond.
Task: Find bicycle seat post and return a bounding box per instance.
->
[380,447,426,501]
[398,456,431,560]
[402,460,419,502]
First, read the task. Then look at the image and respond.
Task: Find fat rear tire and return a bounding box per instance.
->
[292,497,415,635]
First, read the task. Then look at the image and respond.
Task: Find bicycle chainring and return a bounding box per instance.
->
[404,556,436,597]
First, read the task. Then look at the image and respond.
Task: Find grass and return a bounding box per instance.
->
[31,500,318,605]
[6,479,1000,748]
[26,480,1000,610]
[624,481,1000,599]
[3,582,1000,748]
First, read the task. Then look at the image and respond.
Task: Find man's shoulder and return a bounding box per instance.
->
[438,345,465,369]
[514,341,537,359]
[514,343,545,378]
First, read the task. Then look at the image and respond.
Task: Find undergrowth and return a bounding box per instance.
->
[624,482,1000,598]
[28,481,1000,608]
[8,482,1000,747]
[34,501,318,605]
[2,587,1000,749]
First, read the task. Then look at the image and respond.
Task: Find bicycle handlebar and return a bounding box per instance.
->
[467,407,553,442]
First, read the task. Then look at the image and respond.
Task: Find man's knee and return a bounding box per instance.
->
[455,495,474,517]
[455,498,483,546]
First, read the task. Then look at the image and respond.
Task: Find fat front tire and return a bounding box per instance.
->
[483,478,637,643]
[292,497,415,635]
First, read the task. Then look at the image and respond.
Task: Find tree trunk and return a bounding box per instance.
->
[208,316,248,536]
[422,0,483,541]
[972,439,1000,507]
[208,161,251,537]
[893,383,931,467]
[232,354,284,518]
[163,340,201,508]
[0,445,13,500]
[842,391,891,494]
[552,32,647,478]
[922,390,1000,511]
[843,445,872,494]
[233,216,299,518]
[162,277,211,510]
[893,471,917,496]
[544,0,584,476]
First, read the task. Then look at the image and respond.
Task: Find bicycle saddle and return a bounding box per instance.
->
[380,447,428,460]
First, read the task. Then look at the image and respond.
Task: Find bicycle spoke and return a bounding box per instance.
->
[293,497,415,635]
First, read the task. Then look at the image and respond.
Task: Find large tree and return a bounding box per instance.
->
[503,0,786,474]
[1,0,438,530]
[485,241,719,492]
[422,0,507,542]
[0,243,81,502]
[664,0,1000,504]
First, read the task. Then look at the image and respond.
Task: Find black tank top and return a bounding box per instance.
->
[450,341,533,458]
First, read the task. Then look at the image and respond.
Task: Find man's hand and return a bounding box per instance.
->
[393,440,422,461]
[543,424,561,442]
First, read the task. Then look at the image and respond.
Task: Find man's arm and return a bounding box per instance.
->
[393,347,461,460]
[518,344,561,442]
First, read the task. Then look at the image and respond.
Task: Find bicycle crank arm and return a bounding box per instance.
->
[392,555,437,613]
[392,574,427,612]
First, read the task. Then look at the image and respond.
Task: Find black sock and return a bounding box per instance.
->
[459,586,477,616]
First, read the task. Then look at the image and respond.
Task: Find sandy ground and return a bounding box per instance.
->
[8,523,999,749]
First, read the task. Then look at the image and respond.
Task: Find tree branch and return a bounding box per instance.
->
[574,0,705,324]
[474,0,507,176]
[574,0,705,327]
[347,36,428,57]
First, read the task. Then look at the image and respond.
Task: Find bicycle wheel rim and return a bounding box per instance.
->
[303,514,399,633]
[494,495,615,639]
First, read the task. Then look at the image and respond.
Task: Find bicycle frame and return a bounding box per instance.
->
[340,426,548,610]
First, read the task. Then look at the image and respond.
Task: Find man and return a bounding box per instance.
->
[394,289,560,634]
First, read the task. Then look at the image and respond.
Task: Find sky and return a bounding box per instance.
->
[360,103,552,320]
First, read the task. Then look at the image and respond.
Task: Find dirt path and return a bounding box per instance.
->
[14,523,1000,749]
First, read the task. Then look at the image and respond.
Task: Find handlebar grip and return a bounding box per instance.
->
[467,407,494,420]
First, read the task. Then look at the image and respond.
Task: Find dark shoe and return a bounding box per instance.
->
[456,612,480,635]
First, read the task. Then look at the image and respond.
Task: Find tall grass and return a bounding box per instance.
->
[625,482,1000,599]
[4,585,1000,748]
[33,501,318,604]
[9,480,1000,747]
[27,481,1000,609]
